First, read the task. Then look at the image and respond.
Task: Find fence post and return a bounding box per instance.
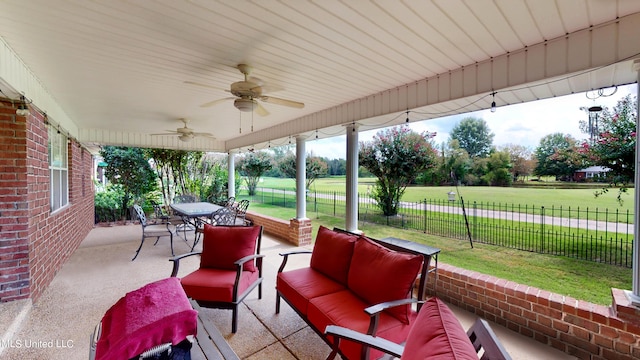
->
[333,191,336,216]
[423,199,427,233]
[473,201,477,239]
[540,206,545,253]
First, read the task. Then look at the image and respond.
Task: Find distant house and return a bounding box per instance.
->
[573,166,610,182]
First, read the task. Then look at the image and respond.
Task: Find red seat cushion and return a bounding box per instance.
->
[307,290,416,360]
[347,237,422,324]
[200,224,261,272]
[309,226,358,285]
[277,268,345,315]
[402,297,478,360]
[180,268,259,302]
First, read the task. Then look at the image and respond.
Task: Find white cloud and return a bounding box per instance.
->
[306,84,637,159]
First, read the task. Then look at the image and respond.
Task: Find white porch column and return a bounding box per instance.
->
[631,59,640,305]
[345,123,359,233]
[228,150,236,198]
[296,135,307,219]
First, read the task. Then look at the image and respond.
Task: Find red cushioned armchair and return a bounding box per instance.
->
[170,224,264,333]
[325,297,512,360]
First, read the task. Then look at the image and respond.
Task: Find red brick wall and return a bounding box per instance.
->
[432,263,640,360]
[0,99,94,302]
[246,211,312,246]
[0,99,30,301]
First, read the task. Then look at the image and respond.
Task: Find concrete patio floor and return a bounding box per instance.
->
[0,223,577,359]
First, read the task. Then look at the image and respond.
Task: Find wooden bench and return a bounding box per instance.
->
[190,300,240,360]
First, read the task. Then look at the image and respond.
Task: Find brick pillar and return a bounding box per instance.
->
[612,288,640,326]
[289,218,312,246]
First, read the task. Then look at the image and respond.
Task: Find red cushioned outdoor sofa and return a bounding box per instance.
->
[275,226,425,359]
[276,226,510,360]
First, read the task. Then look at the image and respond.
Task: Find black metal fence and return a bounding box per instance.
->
[249,187,634,267]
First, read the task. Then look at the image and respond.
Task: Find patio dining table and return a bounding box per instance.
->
[170,202,222,249]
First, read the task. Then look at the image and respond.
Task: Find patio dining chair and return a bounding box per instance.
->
[192,206,238,251]
[151,201,182,225]
[131,204,175,261]
[224,196,236,208]
[173,194,199,238]
[170,224,264,333]
[233,199,250,225]
[173,194,198,203]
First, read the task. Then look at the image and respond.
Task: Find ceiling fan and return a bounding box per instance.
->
[151,118,215,142]
[186,64,304,116]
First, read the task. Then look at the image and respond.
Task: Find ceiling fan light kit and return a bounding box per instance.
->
[178,133,194,142]
[234,98,256,112]
[195,64,304,115]
[151,118,215,142]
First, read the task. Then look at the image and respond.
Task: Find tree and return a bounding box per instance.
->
[237,152,273,196]
[325,158,346,176]
[359,125,437,216]
[534,133,586,180]
[481,150,512,186]
[500,144,535,181]
[580,94,637,201]
[100,146,158,216]
[420,140,472,186]
[444,139,472,184]
[450,117,495,158]
[278,153,329,189]
[147,150,234,205]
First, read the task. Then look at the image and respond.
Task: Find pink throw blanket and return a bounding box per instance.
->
[96,277,198,360]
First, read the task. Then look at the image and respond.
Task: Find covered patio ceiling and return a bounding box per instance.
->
[1,0,639,153]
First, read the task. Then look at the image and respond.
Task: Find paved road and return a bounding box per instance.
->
[418,200,633,233]
[304,189,634,233]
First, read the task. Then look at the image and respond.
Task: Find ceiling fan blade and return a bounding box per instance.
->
[192,132,216,139]
[184,81,225,91]
[151,131,179,136]
[255,102,270,116]
[259,96,304,109]
[201,97,235,108]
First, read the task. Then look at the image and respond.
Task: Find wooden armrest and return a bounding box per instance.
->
[324,325,404,359]
[467,318,512,360]
[169,252,202,277]
[277,250,313,273]
[364,299,421,335]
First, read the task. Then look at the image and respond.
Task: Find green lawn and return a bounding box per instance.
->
[246,202,632,305]
[257,176,633,210]
[252,176,634,222]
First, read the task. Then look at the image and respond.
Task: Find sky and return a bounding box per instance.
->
[304,84,638,160]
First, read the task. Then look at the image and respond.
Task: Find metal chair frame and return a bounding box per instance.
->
[132,204,175,261]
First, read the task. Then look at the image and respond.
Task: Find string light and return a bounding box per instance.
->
[16,95,30,116]
[490,92,497,113]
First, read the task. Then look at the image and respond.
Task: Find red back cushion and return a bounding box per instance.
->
[200,225,260,272]
[402,297,478,360]
[347,237,422,324]
[310,226,358,285]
